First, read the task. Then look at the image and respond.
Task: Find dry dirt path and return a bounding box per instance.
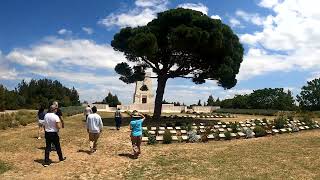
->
[0,114,146,179]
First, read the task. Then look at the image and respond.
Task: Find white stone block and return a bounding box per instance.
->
[200,123,204,126]
[214,125,220,129]
[272,129,279,133]
[207,134,214,139]
[219,134,226,138]
[170,130,177,134]
[230,133,237,137]
[159,127,165,130]
[172,136,178,141]
[199,126,205,129]
[227,128,232,132]
[287,128,292,132]
[158,130,165,135]
[181,130,187,134]
[142,137,148,141]
[222,125,227,128]
[218,122,222,125]
[175,126,181,130]
[148,131,156,135]
[238,132,245,137]
[142,127,148,130]
[151,127,157,131]
[299,126,305,130]
[200,129,205,133]
[219,128,225,132]
[280,129,287,133]
[156,136,163,141]
[305,126,310,129]
[181,135,188,140]
[167,127,173,130]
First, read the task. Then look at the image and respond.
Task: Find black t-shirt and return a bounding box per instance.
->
[55,108,63,118]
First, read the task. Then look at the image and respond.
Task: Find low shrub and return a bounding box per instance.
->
[253,126,266,137]
[274,116,286,129]
[0,160,10,174]
[163,130,172,144]
[142,129,150,137]
[224,131,231,140]
[148,135,157,145]
[60,106,84,117]
[0,111,36,130]
[230,122,239,133]
[300,114,315,127]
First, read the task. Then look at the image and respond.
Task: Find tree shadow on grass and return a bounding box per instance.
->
[118,153,136,159]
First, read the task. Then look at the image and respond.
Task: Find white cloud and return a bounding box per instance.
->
[237,0,320,80]
[178,3,208,15]
[82,27,94,35]
[6,37,126,70]
[236,10,264,25]
[99,0,168,28]
[0,51,18,80]
[211,15,221,20]
[58,29,72,35]
[229,18,242,27]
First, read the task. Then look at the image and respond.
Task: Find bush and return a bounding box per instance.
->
[274,115,286,129]
[253,126,266,137]
[0,111,36,130]
[148,135,157,145]
[230,122,239,133]
[0,160,10,174]
[300,114,315,127]
[60,106,84,117]
[163,130,172,144]
[224,131,231,140]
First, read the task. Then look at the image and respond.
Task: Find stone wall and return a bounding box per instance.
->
[191,106,220,113]
[117,103,186,113]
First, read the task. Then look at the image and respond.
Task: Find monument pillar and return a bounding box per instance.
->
[133,72,154,104]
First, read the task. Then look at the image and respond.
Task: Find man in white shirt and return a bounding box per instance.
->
[86,106,103,153]
[43,105,66,167]
[84,105,92,120]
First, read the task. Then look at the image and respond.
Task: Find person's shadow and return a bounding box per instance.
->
[77,149,91,155]
[118,153,136,159]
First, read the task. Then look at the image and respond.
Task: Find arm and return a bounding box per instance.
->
[140,113,146,121]
[86,117,89,133]
[99,117,103,133]
[56,122,62,129]
[60,116,64,128]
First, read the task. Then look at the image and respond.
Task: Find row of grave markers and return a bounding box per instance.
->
[141,118,320,143]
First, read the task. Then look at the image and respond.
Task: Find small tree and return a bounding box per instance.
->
[112,8,244,119]
[297,78,320,111]
[207,95,214,106]
[197,100,202,106]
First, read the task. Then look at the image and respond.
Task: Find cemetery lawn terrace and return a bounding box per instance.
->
[0,112,320,179]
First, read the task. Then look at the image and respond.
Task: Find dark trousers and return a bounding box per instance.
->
[45,132,63,163]
[115,117,122,129]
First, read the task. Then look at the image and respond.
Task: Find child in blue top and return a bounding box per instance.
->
[129,111,145,158]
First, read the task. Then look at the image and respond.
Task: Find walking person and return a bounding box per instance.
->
[114,108,122,130]
[37,106,46,140]
[84,105,92,120]
[43,105,66,167]
[53,101,64,128]
[129,111,145,159]
[86,106,103,154]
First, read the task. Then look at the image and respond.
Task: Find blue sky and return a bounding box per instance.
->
[1,0,319,105]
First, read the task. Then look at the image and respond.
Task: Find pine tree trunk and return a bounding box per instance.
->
[153,76,168,120]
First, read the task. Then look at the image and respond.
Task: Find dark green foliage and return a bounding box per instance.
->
[219,88,296,110]
[224,131,231,140]
[297,78,320,111]
[274,116,286,129]
[230,122,239,133]
[112,8,244,119]
[0,79,80,110]
[0,160,10,174]
[197,100,202,106]
[253,126,267,137]
[148,135,157,145]
[101,92,121,107]
[142,129,150,137]
[216,108,280,116]
[163,130,172,144]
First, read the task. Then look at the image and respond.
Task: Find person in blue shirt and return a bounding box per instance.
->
[129,111,145,159]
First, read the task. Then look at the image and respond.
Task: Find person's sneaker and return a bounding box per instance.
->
[59,157,67,162]
[37,137,41,140]
[43,164,49,167]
